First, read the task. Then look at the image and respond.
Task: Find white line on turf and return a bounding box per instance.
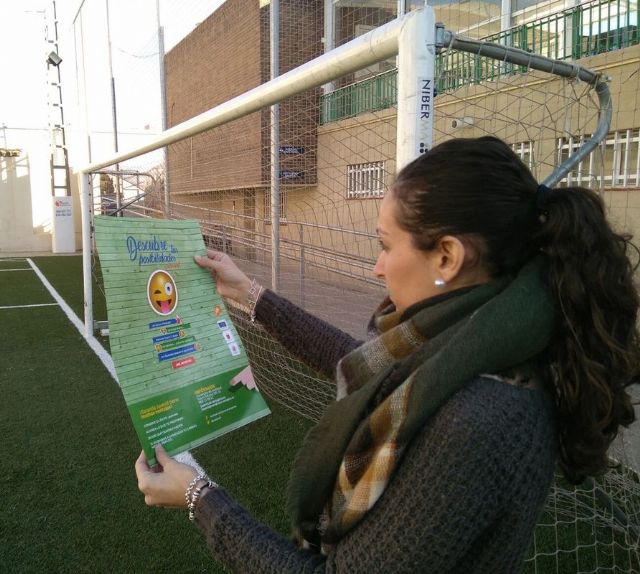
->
[27,258,118,383]
[0,303,59,309]
[0,268,33,272]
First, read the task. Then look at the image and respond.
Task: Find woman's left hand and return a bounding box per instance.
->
[135,444,199,508]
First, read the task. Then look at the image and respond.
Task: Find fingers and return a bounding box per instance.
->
[193,254,217,271]
[135,450,151,477]
[154,443,173,466]
[135,451,155,503]
[206,249,227,262]
[194,250,231,277]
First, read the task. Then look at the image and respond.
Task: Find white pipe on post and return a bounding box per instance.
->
[396,6,435,171]
[501,0,512,35]
[105,0,121,215]
[79,12,417,174]
[80,171,93,338]
[322,0,335,95]
[77,13,92,163]
[270,0,280,292]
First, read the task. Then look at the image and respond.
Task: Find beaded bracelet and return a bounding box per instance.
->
[184,473,209,507]
[188,479,217,522]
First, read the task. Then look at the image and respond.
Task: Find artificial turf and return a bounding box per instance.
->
[1,255,312,573]
[0,268,53,307]
[2,255,638,573]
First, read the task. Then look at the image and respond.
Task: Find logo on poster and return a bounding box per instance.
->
[126,235,178,268]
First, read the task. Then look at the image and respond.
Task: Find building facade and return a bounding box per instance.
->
[163,0,640,284]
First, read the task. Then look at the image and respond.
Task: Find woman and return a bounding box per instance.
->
[135,136,639,573]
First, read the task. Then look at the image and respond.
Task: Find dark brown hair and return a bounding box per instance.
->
[392,136,639,483]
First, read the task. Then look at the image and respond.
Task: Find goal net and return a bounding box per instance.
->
[71,2,639,571]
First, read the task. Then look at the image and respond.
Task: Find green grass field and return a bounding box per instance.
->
[0,255,312,573]
[1,255,638,573]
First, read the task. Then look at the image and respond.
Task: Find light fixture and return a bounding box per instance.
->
[47,51,62,66]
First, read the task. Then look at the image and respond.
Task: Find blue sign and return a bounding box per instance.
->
[279,146,305,155]
[279,170,304,179]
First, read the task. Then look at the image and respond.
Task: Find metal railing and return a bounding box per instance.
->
[118,199,384,311]
[439,0,638,89]
[320,68,397,124]
[320,0,638,123]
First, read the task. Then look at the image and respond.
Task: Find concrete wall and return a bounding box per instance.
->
[0,126,82,255]
[0,130,53,254]
[280,43,640,273]
[0,154,49,253]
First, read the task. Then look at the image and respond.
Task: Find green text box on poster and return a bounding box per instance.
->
[94,216,270,465]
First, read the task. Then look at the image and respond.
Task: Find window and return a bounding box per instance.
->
[347,161,385,199]
[557,129,640,188]
[578,0,639,57]
[511,141,535,170]
[513,0,546,11]
[264,189,286,222]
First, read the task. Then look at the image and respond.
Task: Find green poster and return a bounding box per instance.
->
[94,216,270,465]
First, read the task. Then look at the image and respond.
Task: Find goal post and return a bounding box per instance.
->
[78,6,437,339]
[78,5,612,341]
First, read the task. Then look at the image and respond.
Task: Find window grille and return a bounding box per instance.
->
[264,189,287,221]
[557,128,640,188]
[511,141,535,170]
[347,161,385,199]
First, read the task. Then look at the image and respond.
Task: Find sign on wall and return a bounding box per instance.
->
[52,196,75,253]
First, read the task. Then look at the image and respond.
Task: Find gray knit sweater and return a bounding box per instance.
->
[194,290,558,573]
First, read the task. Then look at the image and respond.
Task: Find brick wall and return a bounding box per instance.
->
[164,0,322,195]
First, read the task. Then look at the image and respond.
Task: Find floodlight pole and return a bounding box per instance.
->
[105,0,121,215]
[156,0,170,218]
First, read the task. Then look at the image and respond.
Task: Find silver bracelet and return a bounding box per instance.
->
[184,473,209,507]
[188,479,218,522]
[247,278,264,323]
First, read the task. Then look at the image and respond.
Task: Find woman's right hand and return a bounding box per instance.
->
[194,249,253,305]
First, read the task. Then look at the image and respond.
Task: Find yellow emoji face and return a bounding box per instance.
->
[147,270,178,316]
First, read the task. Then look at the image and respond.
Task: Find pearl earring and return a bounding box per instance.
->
[434,278,446,288]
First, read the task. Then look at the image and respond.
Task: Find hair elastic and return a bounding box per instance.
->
[536,183,551,205]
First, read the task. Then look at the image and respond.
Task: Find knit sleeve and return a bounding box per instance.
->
[193,379,556,574]
[194,488,326,572]
[253,289,363,378]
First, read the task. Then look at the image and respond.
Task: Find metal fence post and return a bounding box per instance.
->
[299,224,305,308]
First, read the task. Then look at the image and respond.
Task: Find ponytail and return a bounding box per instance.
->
[536,186,640,483]
[393,137,639,483]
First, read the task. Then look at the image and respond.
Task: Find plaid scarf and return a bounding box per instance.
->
[286,257,556,548]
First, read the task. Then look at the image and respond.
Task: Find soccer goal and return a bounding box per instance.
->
[75,5,638,572]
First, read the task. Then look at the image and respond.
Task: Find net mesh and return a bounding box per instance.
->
[70,1,639,570]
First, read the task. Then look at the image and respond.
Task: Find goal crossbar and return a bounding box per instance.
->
[77,7,612,340]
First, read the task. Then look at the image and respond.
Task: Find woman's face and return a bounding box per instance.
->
[373,193,443,314]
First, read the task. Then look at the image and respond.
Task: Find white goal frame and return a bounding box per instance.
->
[76,6,612,344]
